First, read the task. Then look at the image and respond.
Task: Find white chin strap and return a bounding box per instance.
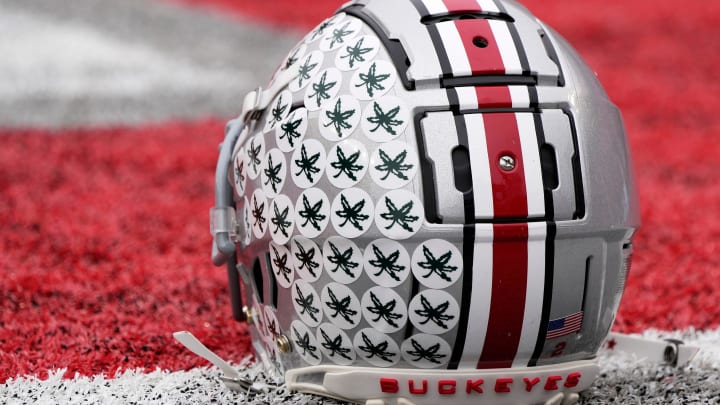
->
[604,332,700,367]
[174,331,700,405]
[172,332,270,393]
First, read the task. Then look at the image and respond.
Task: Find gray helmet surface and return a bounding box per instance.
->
[212,0,639,403]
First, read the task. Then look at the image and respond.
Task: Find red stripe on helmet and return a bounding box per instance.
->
[454,19,506,75]
[478,223,529,369]
[483,112,529,218]
[477,112,530,368]
[475,86,512,108]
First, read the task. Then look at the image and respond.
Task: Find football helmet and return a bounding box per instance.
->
[209,0,640,403]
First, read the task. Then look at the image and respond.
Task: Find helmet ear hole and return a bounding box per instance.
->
[266,252,279,309]
[252,257,264,304]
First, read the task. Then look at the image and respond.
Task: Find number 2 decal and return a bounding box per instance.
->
[551,341,567,357]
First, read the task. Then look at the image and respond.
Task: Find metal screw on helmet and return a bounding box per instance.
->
[276,335,292,353]
[243,306,253,325]
[499,155,516,171]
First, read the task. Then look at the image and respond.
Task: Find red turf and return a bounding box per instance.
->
[2,0,719,384]
[0,121,251,383]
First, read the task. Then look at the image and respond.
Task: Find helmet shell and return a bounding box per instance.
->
[227,0,638,383]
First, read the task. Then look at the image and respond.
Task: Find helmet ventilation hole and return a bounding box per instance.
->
[252,258,264,304]
[473,36,489,48]
[540,143,560,190]
[451,146,473,193]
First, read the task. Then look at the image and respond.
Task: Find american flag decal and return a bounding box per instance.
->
[546,311,583,339]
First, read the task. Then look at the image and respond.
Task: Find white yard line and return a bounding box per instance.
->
[2,329,719,404]
[0,0,299,127]
[0,7,248,98]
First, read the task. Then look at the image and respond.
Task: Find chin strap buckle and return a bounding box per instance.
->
[605,332,700,367]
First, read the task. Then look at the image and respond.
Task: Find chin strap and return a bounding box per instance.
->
[604,332,700,367]
[173,331,270,393]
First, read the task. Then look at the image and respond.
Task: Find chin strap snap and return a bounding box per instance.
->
[604,332,700,367]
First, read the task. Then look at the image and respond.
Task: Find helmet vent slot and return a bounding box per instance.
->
[451,146,473,193]
[472,36,489,49]
[265,252,279,309]
[421,12,514,25]
[618,243,633,294]
[581,256,592,318]
[442,75,536,88]
[228,258,245,322]
[538,28,566,87]
[540,143,560,190]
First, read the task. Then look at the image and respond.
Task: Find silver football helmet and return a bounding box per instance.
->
[209,0,640,403]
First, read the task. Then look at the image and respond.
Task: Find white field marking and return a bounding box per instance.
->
[0,6,251,99]
[3,328,719,404]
